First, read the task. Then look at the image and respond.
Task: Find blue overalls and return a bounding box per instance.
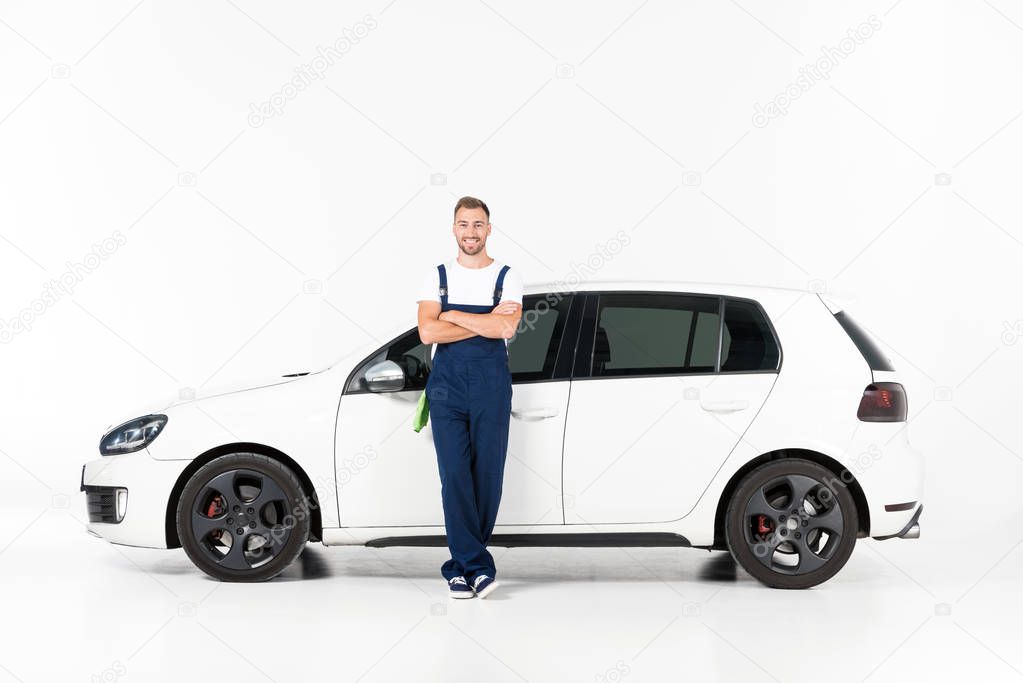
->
[425,263,513,583]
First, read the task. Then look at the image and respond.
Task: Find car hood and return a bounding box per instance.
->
[96,328,392,438]
[99,369,326,436]
[174,370,324,404]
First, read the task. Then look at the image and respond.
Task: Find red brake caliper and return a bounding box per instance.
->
[207,497,223,539]
[757,514,773,535]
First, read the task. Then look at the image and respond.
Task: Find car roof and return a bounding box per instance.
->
[522,279,809,302]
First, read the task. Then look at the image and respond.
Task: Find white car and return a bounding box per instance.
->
[81,281,923,589]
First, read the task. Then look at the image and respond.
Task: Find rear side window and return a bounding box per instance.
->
[833,311,894,372]
[720,300,780,372]
[592,293,720,377]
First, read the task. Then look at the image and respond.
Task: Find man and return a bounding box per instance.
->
[416,196,523,599]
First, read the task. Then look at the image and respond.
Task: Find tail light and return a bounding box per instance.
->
[857,382,907,422]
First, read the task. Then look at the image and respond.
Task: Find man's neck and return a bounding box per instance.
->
[456,251,494,269]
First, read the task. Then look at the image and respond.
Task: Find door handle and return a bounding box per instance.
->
[511,407,560,420]
[700,399,749,413]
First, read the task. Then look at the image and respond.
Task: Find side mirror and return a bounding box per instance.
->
[364,360,406,393]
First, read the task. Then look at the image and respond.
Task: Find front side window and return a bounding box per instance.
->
[345,293,574,393]
[508,294,573,382]
[591,293,720,377]
[719,299,780,372]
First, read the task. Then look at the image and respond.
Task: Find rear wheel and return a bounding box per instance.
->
[725,459,858,589]
[176,453,310,582]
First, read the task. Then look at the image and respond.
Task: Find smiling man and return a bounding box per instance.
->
[416,196,523,599]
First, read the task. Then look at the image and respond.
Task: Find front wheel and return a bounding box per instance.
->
[725,459,858,589]
[176,453,310,582]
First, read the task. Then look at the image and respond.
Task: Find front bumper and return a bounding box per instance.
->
[80,450,192,548]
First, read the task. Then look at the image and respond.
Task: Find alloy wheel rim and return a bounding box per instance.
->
[191,468,293,571]
[742,473,844,576]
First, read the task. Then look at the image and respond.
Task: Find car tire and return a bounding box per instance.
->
[724,458,858,589]
[176,453,310,582]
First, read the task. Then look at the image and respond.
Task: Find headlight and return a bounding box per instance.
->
[99,414,168,455]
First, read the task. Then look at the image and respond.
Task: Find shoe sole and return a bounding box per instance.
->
[474,580,500,599]
[450,591,475,599]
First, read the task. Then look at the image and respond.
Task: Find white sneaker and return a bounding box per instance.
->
[472,574,499,599]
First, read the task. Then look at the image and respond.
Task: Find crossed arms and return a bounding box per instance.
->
[417,300,523,344]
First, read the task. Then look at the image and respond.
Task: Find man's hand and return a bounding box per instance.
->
[492,301,520,315]
[439,302,522,340]
[418,301,477,344]
[438,301,517,322]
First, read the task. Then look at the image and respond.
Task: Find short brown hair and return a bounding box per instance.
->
[453,196,489,220]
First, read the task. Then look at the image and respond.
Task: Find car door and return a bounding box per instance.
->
[561,293,780,525]
[335,292,578,527]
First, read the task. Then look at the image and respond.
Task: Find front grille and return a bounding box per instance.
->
[84,486,122,524]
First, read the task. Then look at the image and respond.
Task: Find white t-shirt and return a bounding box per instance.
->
[416,258,523,307]
[416,259,523,357]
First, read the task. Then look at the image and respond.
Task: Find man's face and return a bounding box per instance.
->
[452,207,491,256]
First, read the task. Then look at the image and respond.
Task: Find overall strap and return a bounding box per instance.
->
[493,265,510,306]
[437,264,448,306]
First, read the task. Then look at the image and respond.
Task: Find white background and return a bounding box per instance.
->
[1,1,1022,681]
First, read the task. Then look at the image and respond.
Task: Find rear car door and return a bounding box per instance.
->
[561,292,780,524]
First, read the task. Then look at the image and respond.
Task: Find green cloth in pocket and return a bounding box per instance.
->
[412,391,429,432]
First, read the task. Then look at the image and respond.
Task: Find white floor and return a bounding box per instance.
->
[3,506,1021,682]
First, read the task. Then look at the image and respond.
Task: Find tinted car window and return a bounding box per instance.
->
[508,294,573,382]
[720,300,780,372]
[345,294,574,393]
[834,310,894,372]
[592,293,720,377]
